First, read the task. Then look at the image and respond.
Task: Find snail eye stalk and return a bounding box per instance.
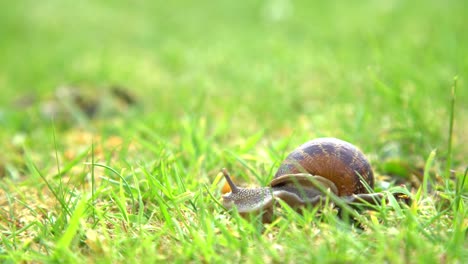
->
[222,168,239,194]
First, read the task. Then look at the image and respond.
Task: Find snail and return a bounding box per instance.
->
[221,138,410,222]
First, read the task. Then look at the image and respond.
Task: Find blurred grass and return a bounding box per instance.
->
[0,0,467,263]
[1,0,466,150]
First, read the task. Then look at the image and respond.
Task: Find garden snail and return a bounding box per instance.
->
[221,138,409,222]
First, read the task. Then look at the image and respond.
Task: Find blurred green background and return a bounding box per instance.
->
[0,0,466,162]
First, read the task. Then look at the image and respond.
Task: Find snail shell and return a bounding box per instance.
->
[273,138,374,196]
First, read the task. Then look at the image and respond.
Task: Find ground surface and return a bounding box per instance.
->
[0,0,467,263]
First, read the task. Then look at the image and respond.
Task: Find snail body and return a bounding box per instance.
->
[222,138,405,222]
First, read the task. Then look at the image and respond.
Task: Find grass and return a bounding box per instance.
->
[0,0,467,263]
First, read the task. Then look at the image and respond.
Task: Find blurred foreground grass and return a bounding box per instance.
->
[0,0,467,263]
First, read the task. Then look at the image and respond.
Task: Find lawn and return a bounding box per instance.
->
[0,0,467,263]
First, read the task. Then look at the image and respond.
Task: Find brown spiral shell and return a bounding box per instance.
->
[273,138,374,196]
